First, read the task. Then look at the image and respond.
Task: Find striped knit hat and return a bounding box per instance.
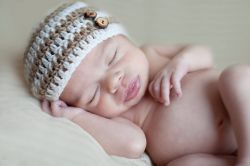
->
[24,1,128,101]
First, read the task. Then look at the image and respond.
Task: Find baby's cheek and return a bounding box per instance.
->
[96,98,114,115]
[96,97,124,118]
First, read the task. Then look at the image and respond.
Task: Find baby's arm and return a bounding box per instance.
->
[42,100,146,158]
[141,44,214,104]
[167,153,235,166]
[141,44,214,72]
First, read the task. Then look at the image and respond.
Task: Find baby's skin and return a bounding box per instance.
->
[42,35,250,166]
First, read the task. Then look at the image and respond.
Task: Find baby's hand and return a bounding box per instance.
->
[41,100,84,120]
[148,56,188,106]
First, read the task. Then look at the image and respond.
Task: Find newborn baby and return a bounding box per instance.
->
[24,2,250,166]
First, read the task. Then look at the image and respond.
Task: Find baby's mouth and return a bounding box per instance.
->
[124,75,141,102]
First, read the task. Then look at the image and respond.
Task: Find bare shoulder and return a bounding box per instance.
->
[140,45,161,67]
[140,43,186,59]
[140,44,158,57]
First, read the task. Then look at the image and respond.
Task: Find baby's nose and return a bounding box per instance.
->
[107,70,124,94]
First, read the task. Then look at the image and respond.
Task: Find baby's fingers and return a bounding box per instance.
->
[50,100,84,120]
[160,76,170,105]
[41,99,52,115]
[149,76,162,101]
[50,100,67,117]
[171,72,183,97]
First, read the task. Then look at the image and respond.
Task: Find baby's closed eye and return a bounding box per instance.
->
[108,48,118,66]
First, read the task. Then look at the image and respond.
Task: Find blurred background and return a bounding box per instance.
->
[0,0,249,69]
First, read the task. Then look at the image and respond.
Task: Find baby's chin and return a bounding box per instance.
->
[84,96,143,118]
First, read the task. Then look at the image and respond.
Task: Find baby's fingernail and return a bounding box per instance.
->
[176,90,181,97]
[164,100,169,106]
[165,103,170,106]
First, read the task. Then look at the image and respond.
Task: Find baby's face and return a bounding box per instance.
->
[60,35,149,118]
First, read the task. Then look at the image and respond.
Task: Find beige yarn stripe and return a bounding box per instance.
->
[24,2,72,59]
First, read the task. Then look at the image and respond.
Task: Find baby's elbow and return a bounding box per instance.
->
[126,132,147,158]
[195,45,214,68]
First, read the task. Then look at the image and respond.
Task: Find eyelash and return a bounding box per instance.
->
[88,87,98,104]
[108,49,117,65]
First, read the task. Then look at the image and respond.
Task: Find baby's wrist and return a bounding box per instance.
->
[58,107,85,121]
[71,111,88,122]
[174,52,190,73]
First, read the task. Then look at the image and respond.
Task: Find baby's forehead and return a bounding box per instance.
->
[101,35,125,49]
[73,36,123,79]
[86,36,118,59]
[73,38,116,75]
[79,35,127,70]
[101,36,119,49]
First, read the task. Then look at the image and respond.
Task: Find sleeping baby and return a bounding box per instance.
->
[24,2,250,166]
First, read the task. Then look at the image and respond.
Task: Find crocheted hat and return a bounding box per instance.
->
[24,1,128,101]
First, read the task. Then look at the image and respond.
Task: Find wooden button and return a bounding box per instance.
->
[95,17,109,28]
[84,9,97,19]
